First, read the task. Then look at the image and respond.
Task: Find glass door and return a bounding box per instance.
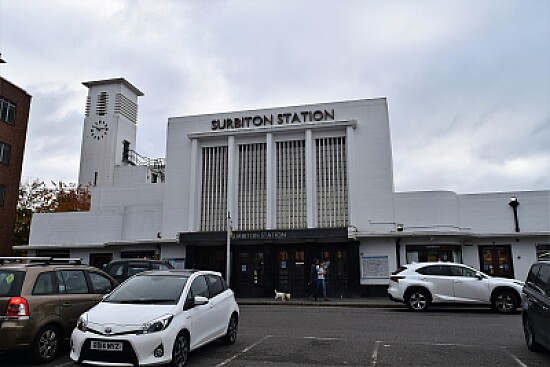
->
[235,250,264,297]
[294,251,306,297]
[479,245,514,278]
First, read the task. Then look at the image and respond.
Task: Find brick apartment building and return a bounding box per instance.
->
[0,77,31,256]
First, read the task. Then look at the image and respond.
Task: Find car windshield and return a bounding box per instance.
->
[104,274,188,304]
[0,270,25,297]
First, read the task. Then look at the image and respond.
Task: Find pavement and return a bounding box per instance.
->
[237,296,404,308]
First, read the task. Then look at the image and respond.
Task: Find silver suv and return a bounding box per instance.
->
[0,257,118,363]
[388,262,524,313]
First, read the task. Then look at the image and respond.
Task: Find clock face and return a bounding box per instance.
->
[90,120,109,140]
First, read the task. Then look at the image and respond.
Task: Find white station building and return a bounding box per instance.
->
[22,78,550,297]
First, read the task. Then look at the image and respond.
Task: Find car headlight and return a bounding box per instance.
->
[77,314,88,332]
[137,315,173,335]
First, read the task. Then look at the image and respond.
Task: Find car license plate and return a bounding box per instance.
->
[91,341,123,351]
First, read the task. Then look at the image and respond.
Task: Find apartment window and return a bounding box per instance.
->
[0,98,16,124]
[0,185,5,206]
[0,142,11,165]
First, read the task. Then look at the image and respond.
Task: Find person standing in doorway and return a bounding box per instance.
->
[317,260,329,301]
[309,258,319,300]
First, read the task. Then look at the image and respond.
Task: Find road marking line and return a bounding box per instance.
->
[52,362,75,367]
[213,335,272,367]
[378,340,478,348]
[303,336,341,341]
[370,340,380,367]
[502,348,528,367]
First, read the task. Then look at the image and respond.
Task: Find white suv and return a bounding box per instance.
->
[70,269,239,366]
[388,262,523,313]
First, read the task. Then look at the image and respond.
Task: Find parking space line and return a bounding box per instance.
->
[52,362,75,367]
[303,336,342,341]
[503,348,528,367]
[370,340,380,367]
[369,341,531,367]
[213,335,272,367]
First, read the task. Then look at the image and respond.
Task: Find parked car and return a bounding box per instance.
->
[522,260,550,352]
[0,257,118,363]
[388,262,524,313]
[70,269,239,366]
[103,259,173,283]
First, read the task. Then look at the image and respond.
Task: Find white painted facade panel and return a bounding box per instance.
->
[458,191,550,234]
[394,191,461,231]
[29,212,123,245]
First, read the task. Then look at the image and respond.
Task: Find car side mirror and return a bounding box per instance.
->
[183,295,209,310]
[194,296,209,306]
[475,272,483,280]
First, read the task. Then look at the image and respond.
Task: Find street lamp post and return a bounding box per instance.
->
[226,212,232,286]
[508,197,520,233]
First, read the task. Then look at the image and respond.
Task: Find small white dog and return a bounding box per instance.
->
[274,290,291,301]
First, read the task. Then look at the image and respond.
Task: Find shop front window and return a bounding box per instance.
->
[536,244,550,260]
[406,245,462,264]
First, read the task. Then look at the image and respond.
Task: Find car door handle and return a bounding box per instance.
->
[453,281,462,284]
[62,302,71,307]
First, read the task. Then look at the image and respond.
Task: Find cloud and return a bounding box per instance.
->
[1,0,548,193]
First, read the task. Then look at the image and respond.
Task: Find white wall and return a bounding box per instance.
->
[459,191,550,234]
[114,165,149,185]
[359,238,397,285]
[29,212,123,245]
[394,191,461,231]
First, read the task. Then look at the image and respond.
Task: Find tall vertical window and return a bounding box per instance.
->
[0,184,5,206]
[316,137,348,227]
[276,140,306,229]
[0,142,11,165]
[96,92,108,116]
[238,143,267,230]
[0,98,16,124]
[201,146,228,231]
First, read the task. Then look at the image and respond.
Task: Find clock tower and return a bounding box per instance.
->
[78,78,144,188]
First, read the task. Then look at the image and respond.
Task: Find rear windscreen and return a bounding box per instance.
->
[0,270,25,297]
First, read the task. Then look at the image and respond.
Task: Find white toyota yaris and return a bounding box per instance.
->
[70,269,239,366]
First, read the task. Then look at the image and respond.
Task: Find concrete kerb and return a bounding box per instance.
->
[236,298,405,308]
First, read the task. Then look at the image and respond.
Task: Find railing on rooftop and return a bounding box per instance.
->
[122,148,166,183]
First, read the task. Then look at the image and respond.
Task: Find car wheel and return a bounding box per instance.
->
[406,289,430,311]
[523,315,543,352]
[492,290,517,313]
[221,314,238,345]
[170,333,190,367]
[32,325,60,364]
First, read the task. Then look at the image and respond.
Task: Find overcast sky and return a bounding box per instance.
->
[1,0,549,194]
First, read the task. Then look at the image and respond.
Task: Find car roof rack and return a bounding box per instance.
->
[0,257,82,265]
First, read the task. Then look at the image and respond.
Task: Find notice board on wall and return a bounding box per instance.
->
[361,255,389,279]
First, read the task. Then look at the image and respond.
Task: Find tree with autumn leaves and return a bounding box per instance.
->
[14,179,91,246]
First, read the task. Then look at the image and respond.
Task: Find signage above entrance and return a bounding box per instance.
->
[178,227,349,244]
[211,109,335,130]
